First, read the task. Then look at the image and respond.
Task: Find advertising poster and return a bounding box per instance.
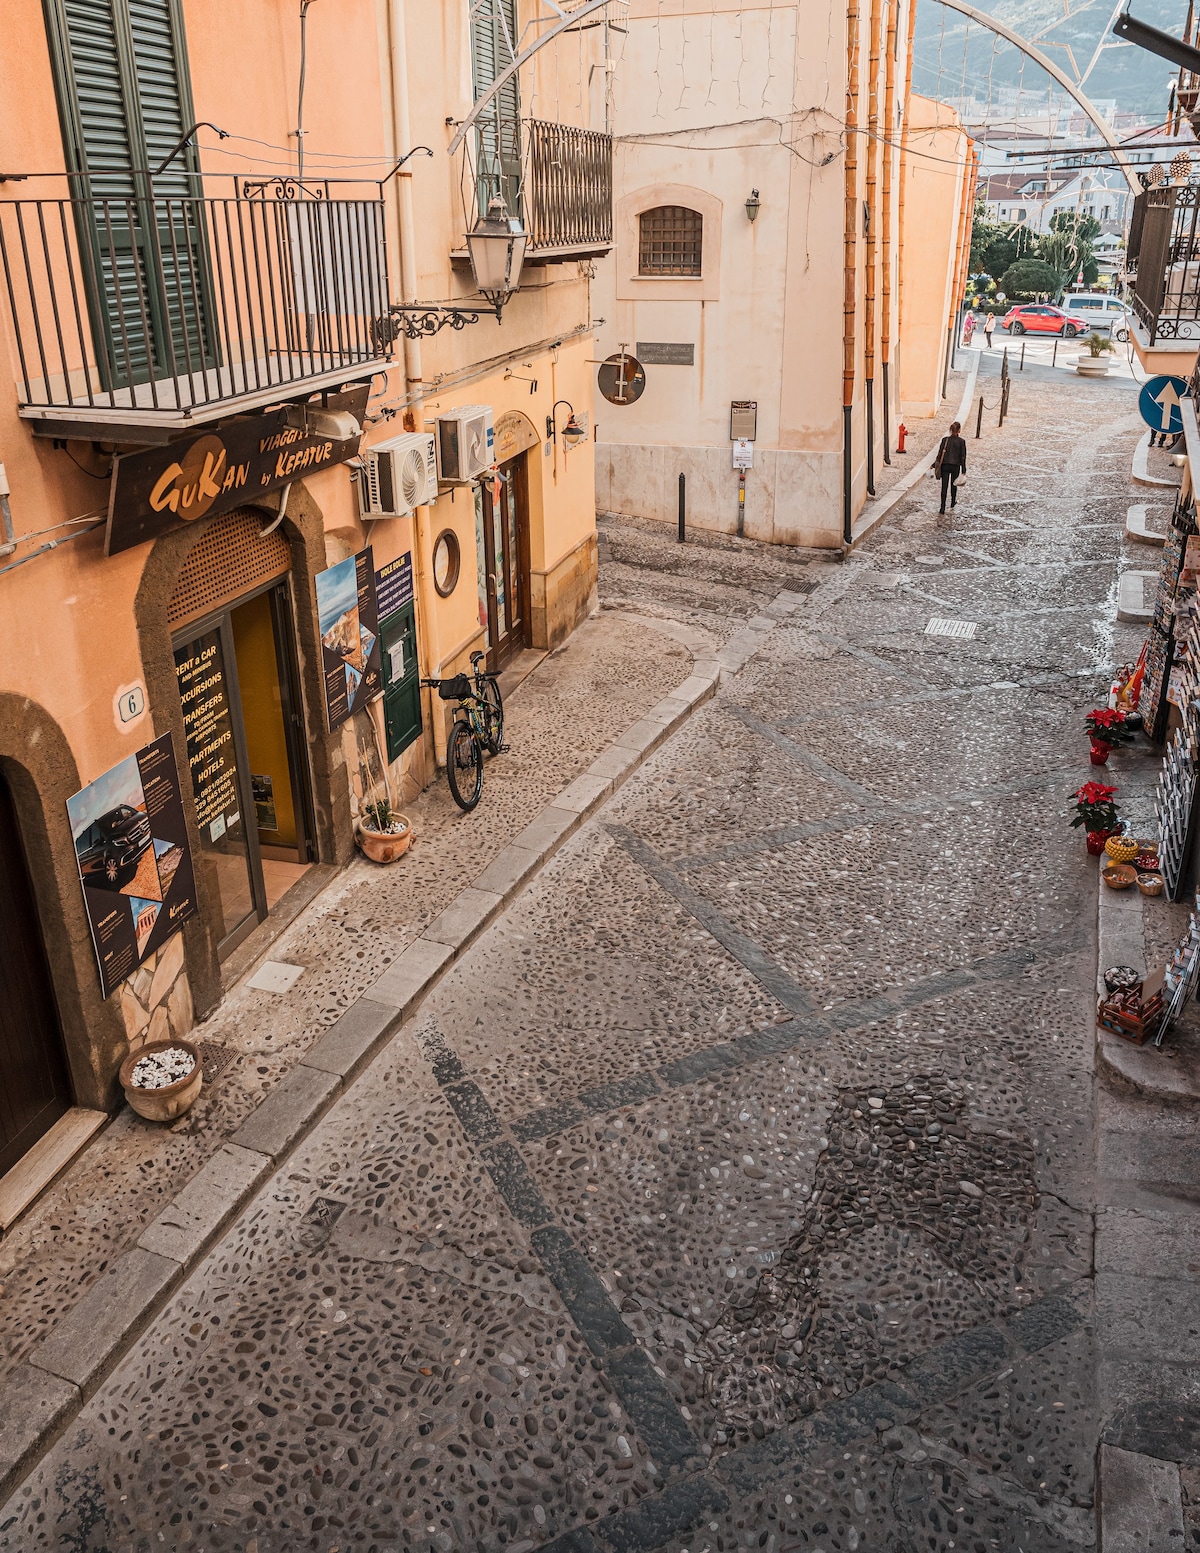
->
[316,547,382,730]
[375,550,414,622]
[67,734,197,1000]
[174,630,242,843]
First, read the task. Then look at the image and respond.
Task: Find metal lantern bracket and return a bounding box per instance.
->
[384,300,500,340]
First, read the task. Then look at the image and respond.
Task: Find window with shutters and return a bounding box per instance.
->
[470,0,522,222]
[43,0,215,388]
[638,206,703,276]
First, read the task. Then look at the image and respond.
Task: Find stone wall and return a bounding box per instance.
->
[531,531,599,651]
[118,933,194,1057]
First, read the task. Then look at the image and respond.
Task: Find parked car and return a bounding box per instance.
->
[1060,291,1131,341]
[75,803,152,886]
[1001,304,1081,337]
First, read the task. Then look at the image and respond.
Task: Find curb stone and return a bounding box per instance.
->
[1132,430,1182,490]
[0,587,807,1508]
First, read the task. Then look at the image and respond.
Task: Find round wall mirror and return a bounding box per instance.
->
[432,529,461,597]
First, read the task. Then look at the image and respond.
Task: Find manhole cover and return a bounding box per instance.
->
[196,1041,237,1083]
[925,617,978,640]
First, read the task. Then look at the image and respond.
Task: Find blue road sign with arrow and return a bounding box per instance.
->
[1139,374,1189,436]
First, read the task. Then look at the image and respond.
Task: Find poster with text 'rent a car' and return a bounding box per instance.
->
[316,547,382,730]
[66,734,197,1000]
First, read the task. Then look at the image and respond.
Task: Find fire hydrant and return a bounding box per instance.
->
[896,422,907,453]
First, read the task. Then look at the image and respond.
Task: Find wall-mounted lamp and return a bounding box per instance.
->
[745,189,761,222]
[547,400,586,449]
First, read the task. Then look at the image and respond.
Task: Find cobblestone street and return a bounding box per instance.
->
[1,370,1180,1553]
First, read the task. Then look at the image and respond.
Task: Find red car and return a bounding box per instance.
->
[1000,304,1080,337]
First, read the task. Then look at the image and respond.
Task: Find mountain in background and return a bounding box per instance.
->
[913,0,1189,120]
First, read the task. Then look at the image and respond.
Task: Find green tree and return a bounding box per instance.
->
[1037,211,1101,289]
[998,257,1063,299]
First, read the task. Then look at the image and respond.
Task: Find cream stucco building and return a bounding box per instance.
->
[592,0,974,548]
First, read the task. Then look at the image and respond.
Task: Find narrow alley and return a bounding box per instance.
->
[2,368,1194,1553]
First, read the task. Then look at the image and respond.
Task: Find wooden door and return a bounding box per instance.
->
[477,456,530,671]
[0,770,72,1179]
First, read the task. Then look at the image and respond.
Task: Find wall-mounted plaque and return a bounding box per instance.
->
[636,341,694,366]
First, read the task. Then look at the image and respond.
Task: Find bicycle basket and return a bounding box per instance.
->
[438,673,473,701]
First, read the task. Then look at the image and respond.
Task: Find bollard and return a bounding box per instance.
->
[678,472,686,543]
[1020,340,1026,372]
[976,395,984,439]
[1052,338,1058,368]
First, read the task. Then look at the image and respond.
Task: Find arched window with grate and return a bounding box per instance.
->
[638,206,703,276]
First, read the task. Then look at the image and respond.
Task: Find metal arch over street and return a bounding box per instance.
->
[448,0,618,156]
[932,0,1139,192]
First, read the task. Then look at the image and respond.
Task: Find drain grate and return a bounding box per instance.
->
[925,617,978,640]
[196,1041,238,1084]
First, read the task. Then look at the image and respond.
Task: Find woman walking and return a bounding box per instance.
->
[983,311,995,348]
[934,421,967,513]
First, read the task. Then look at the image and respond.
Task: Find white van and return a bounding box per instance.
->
[1060,292,1131,340]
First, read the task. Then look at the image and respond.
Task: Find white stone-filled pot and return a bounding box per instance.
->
[119,1038,203,1122]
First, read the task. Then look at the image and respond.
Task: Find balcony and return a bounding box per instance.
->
[1126,183,1200,347]
[0,175,391,441]
[453,119,613,269]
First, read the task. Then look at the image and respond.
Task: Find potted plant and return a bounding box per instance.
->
[1085,707,1136,764]
[1076,332,1116,377]
[118,1038,203,1122]
[1070,781,1122,854]
[356,795,413,864]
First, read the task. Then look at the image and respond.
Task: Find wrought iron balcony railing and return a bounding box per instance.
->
[460,119,612,265]
[0,174,391,436]
[523,120,612,254]
[1127,184,1200,346]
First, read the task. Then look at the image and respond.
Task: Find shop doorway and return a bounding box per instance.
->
[475,454,530,671]
[0,769,72,1178]
[173,581,315,958]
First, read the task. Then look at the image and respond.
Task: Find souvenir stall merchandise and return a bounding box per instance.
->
[1139,495,1199,744]
[1155,603,1200,899]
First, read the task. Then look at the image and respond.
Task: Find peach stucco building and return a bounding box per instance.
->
[591,0,974,547]
[0,0,612,1209]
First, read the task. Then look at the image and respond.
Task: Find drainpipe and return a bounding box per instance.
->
[864,0,882,497]
[880,0,898,464]
[895,0,918,416]
[843,0,861,546]
[386,0,446,768]
[943,142,975,401]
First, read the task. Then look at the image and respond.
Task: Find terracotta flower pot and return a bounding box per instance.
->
[119,1038,203,1122]
[356,814,413,864]
[1086,829,1114,856]
[1089,738,1111,765]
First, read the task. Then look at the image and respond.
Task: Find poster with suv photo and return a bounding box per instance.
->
[67,734,197,999]
[316,547,382,730]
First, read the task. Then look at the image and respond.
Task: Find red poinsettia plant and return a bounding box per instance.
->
[1069,781,1120,831]
[1085,708,1135,746]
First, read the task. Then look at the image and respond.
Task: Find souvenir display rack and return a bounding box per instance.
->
[1141,491,1199,743]
[1156,605,1200,898]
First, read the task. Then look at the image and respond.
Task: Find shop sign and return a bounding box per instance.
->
[493,410,541,464]
[105,385,370,556]
[315,546,383,730]
[66,734,197,1000]
[375,550,414,622]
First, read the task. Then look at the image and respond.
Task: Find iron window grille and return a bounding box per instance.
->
[638,206,702,276]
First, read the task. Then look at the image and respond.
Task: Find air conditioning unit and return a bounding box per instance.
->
[360,432,438,517]
[435,405,494,483]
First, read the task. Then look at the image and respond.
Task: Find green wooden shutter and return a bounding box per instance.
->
[43,0,212,387]
[470,0,521,222]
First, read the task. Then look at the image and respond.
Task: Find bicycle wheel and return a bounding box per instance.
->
[481,676,504,755]
[446,720,484,811]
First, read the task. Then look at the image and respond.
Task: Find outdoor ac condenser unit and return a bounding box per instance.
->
[360,433,438,517]
[435,405,494,483]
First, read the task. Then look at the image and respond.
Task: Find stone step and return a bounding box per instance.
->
[1132,429,1182,489]
[1125,504,1167,547]
[1098,1444,1184,1552]
[1117,569,1156,623]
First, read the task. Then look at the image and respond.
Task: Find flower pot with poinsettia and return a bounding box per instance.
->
[1085,708,1136,765]
[1069,781,1121,853]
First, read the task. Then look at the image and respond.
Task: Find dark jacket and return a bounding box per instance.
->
[936,434,967,473]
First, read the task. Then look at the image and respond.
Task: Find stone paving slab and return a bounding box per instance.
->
[0,1365,77,1500]
[31,1247,180,1394]
[229,1062,341,1158]
[136,1142,271,1264]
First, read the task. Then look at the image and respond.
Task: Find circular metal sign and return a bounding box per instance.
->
[597,351,646,406]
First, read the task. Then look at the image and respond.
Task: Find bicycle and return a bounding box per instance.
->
[422,651,506,812]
